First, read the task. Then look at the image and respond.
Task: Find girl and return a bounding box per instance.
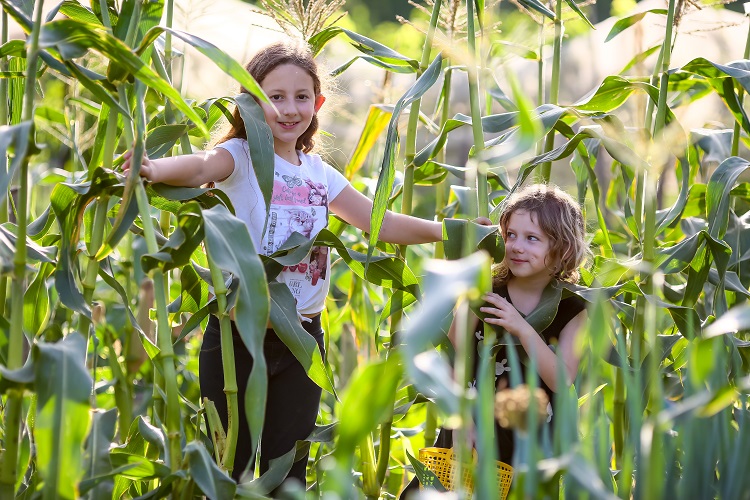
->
[123,40,461,487]
[401,184,588,497]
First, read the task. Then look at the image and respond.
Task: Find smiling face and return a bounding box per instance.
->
[503,210,556,285]
[258,63,317,163]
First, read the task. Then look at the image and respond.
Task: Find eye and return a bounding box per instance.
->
[506,231,516,239]
[270,94,283,101]
[297,94,310,100]
[528,235,539,241]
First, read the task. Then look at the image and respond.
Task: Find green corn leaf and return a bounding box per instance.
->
[368,54,443,264]
[81,408,118,499]
[268,282,337,397]
[202,205,269,462]
[414,111,518,167]
[442,218,503,261]
[573,75,656,113]
[330,55,418,76]
[620,44,661,74]
[238,445,298,495]
[137,27,269,105]
[0,39,25,57]
[405,450,447,491]
[378,291,418,325]
[232,93,275,231]
[265,230,422,298]
[145,124,189,158]
[137,417,167,462]
[59,0,102,25]
[346,105,392,179]
[605,9,668,43]
[564,0,594,28]
[706,156,750,239]
[335,354,402,458]
[518,0,555,20]
[109,453,171,480]
[0,121,33,206]
[413,161,449,185]
[51,168,126,317]
[37,19,210,137]
[0,224,57,264]
[705,303,750,338]
[167,263,209,315]
[141,202,204,274]
[680,58,750,95]
[308,26,418,69]
[401,252,491,418]
[23,262,53,336]
[34,334,93,500]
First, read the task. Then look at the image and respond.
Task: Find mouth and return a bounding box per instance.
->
[278,121,299,129]
[510,258,526,264]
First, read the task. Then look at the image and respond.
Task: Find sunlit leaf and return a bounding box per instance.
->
[605,9,668,43]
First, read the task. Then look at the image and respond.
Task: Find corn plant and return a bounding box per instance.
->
[1,0,750,498]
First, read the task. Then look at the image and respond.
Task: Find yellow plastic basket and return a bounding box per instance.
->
[418,447,513,499]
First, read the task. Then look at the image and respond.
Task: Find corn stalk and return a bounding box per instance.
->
[207,250,240,475]
[0,0,44,494]
[130,80,183,478]
[732,8,750,157]
[539,0,563,181]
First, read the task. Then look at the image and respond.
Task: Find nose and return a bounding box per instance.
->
[510,240,524,253]
[278,100,299,117]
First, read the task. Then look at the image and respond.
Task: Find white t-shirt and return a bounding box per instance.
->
[215,138,349,315]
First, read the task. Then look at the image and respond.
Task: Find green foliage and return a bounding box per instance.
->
[0,0,749,498]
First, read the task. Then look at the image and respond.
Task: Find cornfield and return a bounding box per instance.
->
[0,0,749,498]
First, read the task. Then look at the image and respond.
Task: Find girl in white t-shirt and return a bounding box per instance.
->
[123,40,481,489]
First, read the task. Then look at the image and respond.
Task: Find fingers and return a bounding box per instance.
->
[483,293,507,307]
[473,216,495,226]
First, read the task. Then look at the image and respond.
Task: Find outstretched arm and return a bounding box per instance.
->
[122,148,235,188]
[480,293,587,392]
[330,184,443,244]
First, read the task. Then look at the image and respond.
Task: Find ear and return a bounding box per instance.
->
[314,95,326,112]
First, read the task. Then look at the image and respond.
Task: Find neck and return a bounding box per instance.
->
[275,141,300,165]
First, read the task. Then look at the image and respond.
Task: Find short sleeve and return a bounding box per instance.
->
[319,158,349,201]
[214,138,249,184]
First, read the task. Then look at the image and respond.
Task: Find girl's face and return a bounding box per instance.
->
[503,210,555,284]
[258,63,317,160]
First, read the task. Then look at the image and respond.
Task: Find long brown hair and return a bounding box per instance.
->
[493,184,588,286]
[219,40,321,153]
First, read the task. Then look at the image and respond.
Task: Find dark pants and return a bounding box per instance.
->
[199,314,324,486]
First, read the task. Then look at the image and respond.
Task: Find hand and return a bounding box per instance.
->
[121,150,159,183]
[472,216,494,226]
[479,293,534,339]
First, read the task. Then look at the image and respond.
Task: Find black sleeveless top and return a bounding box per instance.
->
[457,283,586,462]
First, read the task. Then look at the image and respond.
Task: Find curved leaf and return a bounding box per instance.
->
[605,9,668,43]
[38,19,210,137]
[706,156,750,239]
[34,334,93,500]
[268,283,336,396]
[368,54,443,263]
[202,205,269,463]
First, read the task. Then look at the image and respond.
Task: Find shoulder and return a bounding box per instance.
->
[299,151,341,174]
[215,137,248,152]
[560,293,586,315]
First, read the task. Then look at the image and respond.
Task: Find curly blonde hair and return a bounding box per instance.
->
[493,184,588,286]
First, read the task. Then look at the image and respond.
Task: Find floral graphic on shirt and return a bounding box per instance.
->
[268,171,331,302]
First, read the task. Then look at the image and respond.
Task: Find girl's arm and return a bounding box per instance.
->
[329,184,443,244]
[122,148,235,188]
[480,294,587,392]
